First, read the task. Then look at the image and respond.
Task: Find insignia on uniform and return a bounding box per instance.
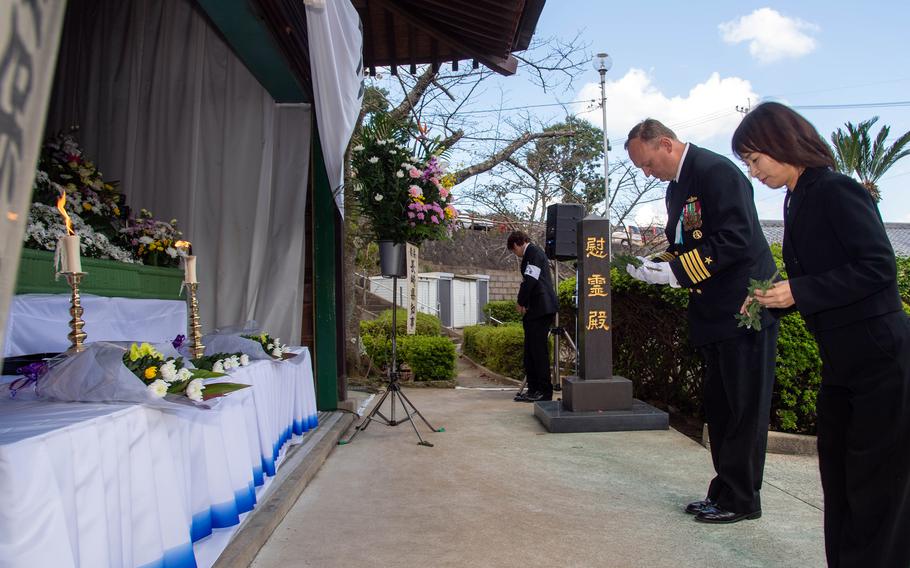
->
[679,248,711,284]
[704,256,713,264]
[692,229,702,240]
[686,196,697,203]
[682,199,703,231]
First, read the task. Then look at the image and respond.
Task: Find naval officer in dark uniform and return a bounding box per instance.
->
[624,119,779,524]
[734,102,910,568]
[507,230,558,402]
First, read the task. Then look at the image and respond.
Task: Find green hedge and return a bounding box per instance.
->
[463,324,526,380]
[360,309,454,381]
[360,308,441,338]
[482,300,522,323]
[555,246,910,434]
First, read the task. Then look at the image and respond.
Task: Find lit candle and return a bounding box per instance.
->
[62,235,82,273]
[184,255,197,283]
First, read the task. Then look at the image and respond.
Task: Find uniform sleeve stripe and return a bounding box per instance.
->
[691,250,712,280]
[679,255,702,283]
[683,250,709,281]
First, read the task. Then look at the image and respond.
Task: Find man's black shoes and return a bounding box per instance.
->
[514,391,552,402]
[684,499,715,515]
[694,504,761,524]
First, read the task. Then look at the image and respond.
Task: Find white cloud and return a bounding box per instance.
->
[573,68,758,148]
[719,8,819,64]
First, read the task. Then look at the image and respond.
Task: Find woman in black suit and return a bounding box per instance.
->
[731,102,910,567]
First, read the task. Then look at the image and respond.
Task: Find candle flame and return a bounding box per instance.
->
[56,192,75,236]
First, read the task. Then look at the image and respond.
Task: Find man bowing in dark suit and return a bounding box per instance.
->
[624,119,779,524]
[507,230,558,402]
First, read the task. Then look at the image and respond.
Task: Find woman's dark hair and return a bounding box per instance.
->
[731,102,835,169]
[506,230,530,251]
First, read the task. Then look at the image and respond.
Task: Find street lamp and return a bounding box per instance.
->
[593,52,612,241]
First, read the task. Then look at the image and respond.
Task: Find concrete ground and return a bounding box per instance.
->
[251,384,825,568]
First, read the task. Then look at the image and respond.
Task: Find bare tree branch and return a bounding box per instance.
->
[450,129,575,184]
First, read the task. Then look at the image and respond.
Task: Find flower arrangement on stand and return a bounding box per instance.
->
[350,114,458,246]
[122,342,248,402]
[192,352,251,373]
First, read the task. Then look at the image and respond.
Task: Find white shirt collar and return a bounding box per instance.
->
[674,143,690,183]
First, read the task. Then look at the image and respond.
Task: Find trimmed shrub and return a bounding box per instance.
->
[360,309,441,338]
[398,335,456,381]
[483,300,522,323]
[463,323,526,379]
[897,256,910,304]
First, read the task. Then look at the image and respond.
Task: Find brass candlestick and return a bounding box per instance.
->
[186,282,205,359]
[64,272,87,353]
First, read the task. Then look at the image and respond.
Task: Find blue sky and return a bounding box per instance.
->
[473,1,910,223]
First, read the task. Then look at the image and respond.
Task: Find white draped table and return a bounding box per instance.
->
[0,348,318,568]
[3,294,187,358]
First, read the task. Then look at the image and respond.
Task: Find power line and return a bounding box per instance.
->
[791,100,910,110]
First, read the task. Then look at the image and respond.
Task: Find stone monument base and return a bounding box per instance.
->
[562,375,632,412]
[534,399,669,433]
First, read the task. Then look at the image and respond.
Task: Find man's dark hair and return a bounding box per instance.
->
[624,119,678,150]
[731,102,835,169]
[506,230,531,251]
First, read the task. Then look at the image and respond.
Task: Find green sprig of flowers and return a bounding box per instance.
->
[735,271,780,331]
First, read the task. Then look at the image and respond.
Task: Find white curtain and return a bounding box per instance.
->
[44,0,312,343]
[306,0,364,216]
[0,1,68,366]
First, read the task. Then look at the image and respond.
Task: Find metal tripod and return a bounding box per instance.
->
[340,275,441,447]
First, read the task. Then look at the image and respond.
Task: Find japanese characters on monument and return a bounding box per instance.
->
[577,220,613,380]
[0,1,68,367]
[406,243,418,335]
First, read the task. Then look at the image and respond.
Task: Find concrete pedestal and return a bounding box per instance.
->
[562,375,632,412]
[534,399,668,433]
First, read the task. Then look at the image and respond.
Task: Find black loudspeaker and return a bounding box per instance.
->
[545,203,586,260]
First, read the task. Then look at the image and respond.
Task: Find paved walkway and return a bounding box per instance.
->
[251,383,825,567]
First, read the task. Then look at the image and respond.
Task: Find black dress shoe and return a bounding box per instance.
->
[694,505,761,524]
[513,392,530,402]
[684,499,715,515]
[520,391,552,402]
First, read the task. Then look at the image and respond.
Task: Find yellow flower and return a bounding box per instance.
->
[129,343,141,361]
[259,333,267,342]
[113,206,120,216]
[65,183,77,192]
[82,203,93,211]
[441,174,456,189]
[144,366,158,379]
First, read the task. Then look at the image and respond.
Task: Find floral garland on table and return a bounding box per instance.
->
[26,128,188,268]
[241,333,289,359]
[191,352,250,373]
[123,342,247,402]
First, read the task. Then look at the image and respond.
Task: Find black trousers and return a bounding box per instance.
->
[814,311,910,568]
[699,322,778,513]
[523,314,553,395]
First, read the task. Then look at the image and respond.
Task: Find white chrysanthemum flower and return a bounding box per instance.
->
[377,139,386,146]
[212,360,224,373]
[272,348,282,358]
[177,368,192,382]
[240,354,250,366]
[368,156,379,163]
[159,360,177,382]
[222,358,234,370]
[396,170,404,178]
[374,194,384,201]
[229,355,241,368]
[353,144,364,151]
[401,162,412,169]
[267,343,274,350]
[138,236,154,245]
[165,247,178,258]
[185,378,205,402]
[147,379,168,398]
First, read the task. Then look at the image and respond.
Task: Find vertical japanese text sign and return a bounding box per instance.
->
[406,243,418,335]
[576,217,613,380]
[0,1,68,366]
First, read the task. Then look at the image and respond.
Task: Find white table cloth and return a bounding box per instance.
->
[3,294,187,358]
[0,347,318,568]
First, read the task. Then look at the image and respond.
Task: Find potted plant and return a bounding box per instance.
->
[350,114,458,276]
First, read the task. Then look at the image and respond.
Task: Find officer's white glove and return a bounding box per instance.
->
[625,257,680,288]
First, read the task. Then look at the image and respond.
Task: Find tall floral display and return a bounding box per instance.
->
[350,116,458,247]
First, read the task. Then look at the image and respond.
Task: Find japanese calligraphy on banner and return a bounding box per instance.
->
[406,243,418,335]
[0,1,68,366]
